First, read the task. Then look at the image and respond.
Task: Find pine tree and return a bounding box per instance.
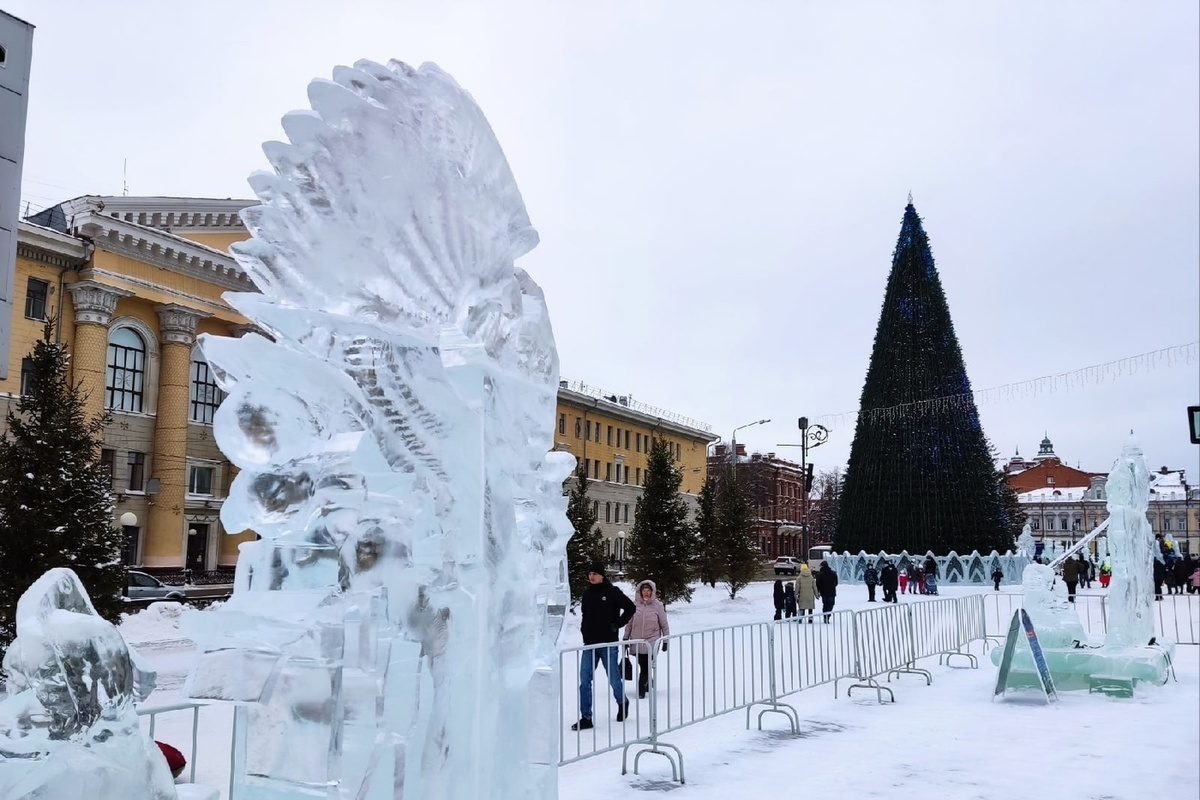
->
[0,320,125,646]
[716,468,758,599]
[626,437,698,605]
[835,202,1010,555]
[564,463,604,607]
[694,475,720,588]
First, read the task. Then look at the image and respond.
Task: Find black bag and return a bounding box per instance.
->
[623,653,634,681]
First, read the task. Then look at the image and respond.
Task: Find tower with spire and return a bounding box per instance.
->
[835,201,1014,554]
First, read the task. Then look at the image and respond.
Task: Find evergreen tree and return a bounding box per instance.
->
[0,320,125,646]
[694,475,721,588]
[808,468,843,547]
[716,468,758,599]
[564,463,604,607]
[835,202,1009,555]
[626,437,698,605]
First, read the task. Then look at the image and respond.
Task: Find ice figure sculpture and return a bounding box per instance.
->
[1103,437,1155,648]
[0,568,176,799]
[183,59,574,799]
[1016,523,1036,560]
[992,438,1173,692]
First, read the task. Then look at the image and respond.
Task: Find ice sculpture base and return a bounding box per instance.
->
[990,643,1174,693]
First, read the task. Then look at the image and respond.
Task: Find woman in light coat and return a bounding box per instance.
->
[624,580,670,698]
[793,564,817,622]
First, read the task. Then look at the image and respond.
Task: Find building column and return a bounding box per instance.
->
[146,304,209,568]
[66,281,131,423]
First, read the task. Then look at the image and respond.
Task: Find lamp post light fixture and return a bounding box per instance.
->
[730,418,771,480]
[119,512,138,528]
[777,416,830,560]
[616,529,626,569]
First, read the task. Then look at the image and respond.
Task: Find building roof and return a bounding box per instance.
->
[558,379,713,439]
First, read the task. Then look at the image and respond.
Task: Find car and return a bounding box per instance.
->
[774,557,800,575]
[125,570,186,601]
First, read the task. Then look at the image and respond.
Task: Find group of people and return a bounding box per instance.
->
[1153,553,1200,599]
[570,561,669,731]
[772,561,842,622]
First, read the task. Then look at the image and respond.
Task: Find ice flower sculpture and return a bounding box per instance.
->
[0,568,175,799]
[185,60,574,799]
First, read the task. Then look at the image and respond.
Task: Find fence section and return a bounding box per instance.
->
[559,640,653,766]
[770,611,857,699]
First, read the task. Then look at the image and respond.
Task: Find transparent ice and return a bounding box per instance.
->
[1016,523,1036,560]
[993,437,1173,690]
[0,568,176,799]
[183,59,574,799]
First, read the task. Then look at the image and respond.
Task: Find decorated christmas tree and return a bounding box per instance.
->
[835,202,1012,555]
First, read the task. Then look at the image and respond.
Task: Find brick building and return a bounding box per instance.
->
[709,444,807,559]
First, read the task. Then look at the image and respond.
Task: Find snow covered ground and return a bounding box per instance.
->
[125,581,1200,800]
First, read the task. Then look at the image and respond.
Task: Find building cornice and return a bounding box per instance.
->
[557,385,713,440]
[15,221,90,268]
[53,195,254,234]
[67,210,256,292]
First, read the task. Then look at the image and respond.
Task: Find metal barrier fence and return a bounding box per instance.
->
[136,700,234,798]
[559,640,653,767]
[844,603,930,702]
[982,591,1199,646]
[770,610,857,700]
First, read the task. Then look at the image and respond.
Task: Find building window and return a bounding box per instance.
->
[595,424,600,443]
[585,420,592,440]
[126,451,146,492]
[584,458,590,476]
[24,278,49,320]
[636,433,642,452]
[676,443,681,460]
[558,414,565,435]
[188,465,214,495]
[605,462,612,482]
[624,430,630,449]
[592,460,599,479]
[106,328,146,412]
[636,467,641,485]
[574,418,582,438]
[607,426,613,446]
[100,449,115,488]
[1047,476,1055,485]
[624,504,630,523]
[190,358,225,424]
[592,500,599,518]
[19,357,34,396]
[605,502,612,523]
[623,465,629,484]
[1031,519,1040,531]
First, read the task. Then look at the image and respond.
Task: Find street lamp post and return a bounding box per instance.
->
[777,416,829,560]
[731,418,771,481]
[617,530,626,571]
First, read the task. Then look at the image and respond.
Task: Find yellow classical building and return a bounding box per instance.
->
[3,196,259,574]
[554,381,715,561]
[3,195,716,575]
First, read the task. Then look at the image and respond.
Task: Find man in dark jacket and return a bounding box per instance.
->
[863,563,879,602]
[815,561,839,623]
[572,561,637,730]
[879,561,899,603]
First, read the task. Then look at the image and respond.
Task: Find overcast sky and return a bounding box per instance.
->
[8,0,1199,480]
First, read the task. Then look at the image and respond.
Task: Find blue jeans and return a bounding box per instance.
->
[579,645,625,719]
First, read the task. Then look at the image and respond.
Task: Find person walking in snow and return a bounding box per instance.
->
[772,579,786,621]
[815,561,839,623]
[864,562,879,603]
[992,566,1004,591]
[571,562,636,731]
[880,560,899,603]
[1062,555,1080,603]
[794,564,816,622]
[783,582,797,618]
[898,566,909,595]
[623,580,670,700]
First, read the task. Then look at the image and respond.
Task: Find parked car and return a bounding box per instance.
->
[125,570,186,601]
[774,556,801,575]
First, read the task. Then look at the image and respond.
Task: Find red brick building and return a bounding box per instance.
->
[1003,434,1101,492]
[709,444,807,558]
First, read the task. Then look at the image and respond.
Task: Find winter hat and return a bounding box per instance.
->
[587,561,606,576]
[800,564,809,572]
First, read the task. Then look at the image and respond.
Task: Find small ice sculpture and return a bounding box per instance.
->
[1103,437,1155,648]
[0,568,176,799]
[184,59,574,799]
[1018,562,1085,649]
[1016,523,1036,560]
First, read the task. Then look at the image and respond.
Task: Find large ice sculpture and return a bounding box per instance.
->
[992,438,1173,692]
[184,59,574,799]
[1103,438,1156,648]
[1016,523,1036,560]
[0,568,176,799]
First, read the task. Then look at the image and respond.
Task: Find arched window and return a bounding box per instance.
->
[190,352,225,424]
[106,327,146,412]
